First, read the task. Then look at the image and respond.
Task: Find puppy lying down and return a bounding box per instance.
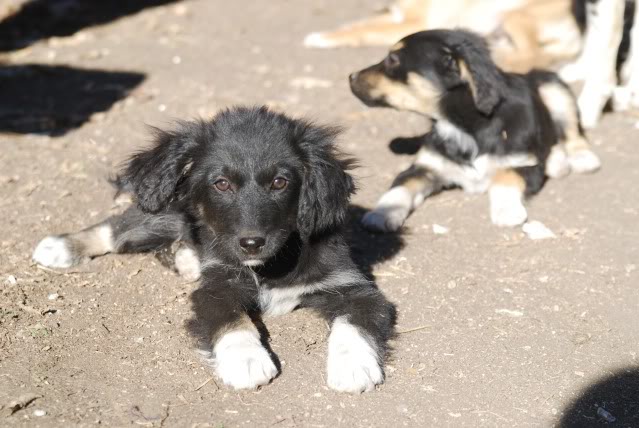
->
[349,29,601,232]
[33,106,396,393]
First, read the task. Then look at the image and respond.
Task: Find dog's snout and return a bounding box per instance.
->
[349,72,359,83]
[239,236,266,254]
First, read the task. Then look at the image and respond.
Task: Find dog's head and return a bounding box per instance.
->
[349,29,506,117]
[119,106,355,266]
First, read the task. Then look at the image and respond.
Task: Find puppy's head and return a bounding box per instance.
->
[119,106,354,266]
[349,29,506,117]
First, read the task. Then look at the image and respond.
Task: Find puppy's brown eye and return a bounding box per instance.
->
[271,177,288,191]
[214,179,230,192]
[384,53,400,69]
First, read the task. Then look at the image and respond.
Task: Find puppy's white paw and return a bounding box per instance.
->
[568,149,601,174]
[361,186,413,232]
[490,186,527,227]
[327,318,383,393]
[303,32,336,48]
[214,330,277,390]
[361,208,407,233]
[32,236,77,268]
[175,246,201,281]
[545,145,571,179]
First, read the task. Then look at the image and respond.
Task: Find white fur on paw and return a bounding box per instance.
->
[558,62,584,83]
[213,330,277,390]
[361,186,412,232]
[490,186,528,227]
[303,32,336,48]
[568,150,601,174]
[32,236,76,268]
[545,145,571,179]
[175,246,201,281]
[327,317,383,393]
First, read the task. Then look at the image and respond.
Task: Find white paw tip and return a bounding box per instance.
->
[361,209,406,233]
[327,319,384,393]
[32,236,75,268]
[214,331,277,390]
[175,247,201,281]
[569,150,601,174]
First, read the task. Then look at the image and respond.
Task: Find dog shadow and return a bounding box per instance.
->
[345,204,405,280]
[0,64,144,136]
[0,0,182,52]
[558,367,639,427]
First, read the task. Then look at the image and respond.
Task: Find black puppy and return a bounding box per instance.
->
[349,29,601,232]
[33,106,396,393]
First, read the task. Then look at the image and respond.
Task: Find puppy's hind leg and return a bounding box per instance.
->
[33,206,192,269]
[362,165,443,233]
[536,76,601,176]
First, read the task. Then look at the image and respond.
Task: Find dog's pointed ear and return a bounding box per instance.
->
[450,31,506,116]
[118,121,202,213]
[295,123,356,239]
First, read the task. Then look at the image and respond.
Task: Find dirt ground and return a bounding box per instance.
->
[1,0,638,426]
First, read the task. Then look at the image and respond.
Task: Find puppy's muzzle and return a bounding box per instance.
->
[239,236,265,255]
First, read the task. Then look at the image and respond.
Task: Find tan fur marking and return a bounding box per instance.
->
[391,41,405,51]
[492,169,525,192]
[68,224,114,257]
[362,71,442,116]
[458,59,479,105]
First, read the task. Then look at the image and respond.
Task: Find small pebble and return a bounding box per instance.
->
[33,410,46,417]
[5,275,17,285]
[48,293,59,300]
[432,224,449,234]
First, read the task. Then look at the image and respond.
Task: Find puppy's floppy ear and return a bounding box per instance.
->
[295,122,356,238]
[450,31,506,116]
[117,121,202,213]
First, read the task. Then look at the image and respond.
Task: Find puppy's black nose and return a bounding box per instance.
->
[239,236,265,254]
[349,72,359,83]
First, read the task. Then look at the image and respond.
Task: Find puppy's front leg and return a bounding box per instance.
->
[303,286,396,393]
[362,165,442,232]
[489,169,528,227]
[188,280,277,390]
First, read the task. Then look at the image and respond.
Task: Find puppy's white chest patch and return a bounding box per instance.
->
[417,121,538,193]
[258,286,305,317]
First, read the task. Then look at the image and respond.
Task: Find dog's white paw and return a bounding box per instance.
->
[214,330,277,390]
[303,32,335,48]
[361,186,413,232]
[175,246,201,281]
[545,145,571,179]
[32,236,77,268]
[361,208,407,233]
[327,318,383,393]
[490,186,528,227]
[568,149,601,174]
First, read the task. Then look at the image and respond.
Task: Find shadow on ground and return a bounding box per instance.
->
[559,367,639,427]
[346,204,405,280]
[0,0,182,52]
[0,64,144,136]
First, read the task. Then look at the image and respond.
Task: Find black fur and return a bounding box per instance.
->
[350,29,576,195]
[44,106,396,390]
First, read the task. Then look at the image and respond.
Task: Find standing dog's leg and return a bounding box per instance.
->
[613,0,639,110]
[302,286,396,393]
[489,169,528,227]
[362,164,443,232]
[561,0,625,128]
[32,206,197,277]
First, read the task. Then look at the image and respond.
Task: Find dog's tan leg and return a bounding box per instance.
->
[361,165,442,232]
[304,0,428,48]
[489,169,528,227]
